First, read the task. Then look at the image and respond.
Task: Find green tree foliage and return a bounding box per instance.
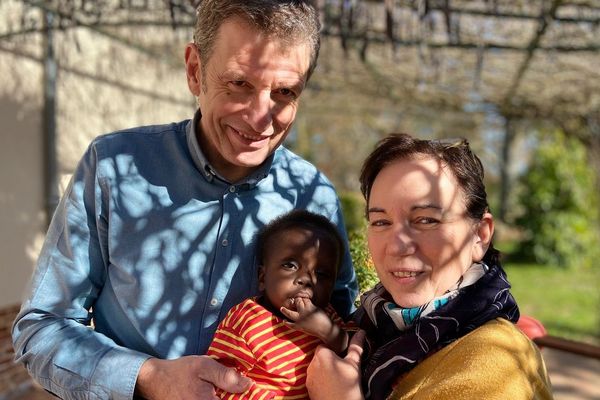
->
[339,191,365,234]
[340,191,379,299]
[348,228,379,301]
[515,130,600,269]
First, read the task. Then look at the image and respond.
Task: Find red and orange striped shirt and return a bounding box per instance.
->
[207,297,343,400]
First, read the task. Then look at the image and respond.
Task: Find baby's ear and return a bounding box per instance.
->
[258,265,266,292]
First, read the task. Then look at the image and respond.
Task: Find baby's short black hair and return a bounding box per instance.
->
[256,210,344,271]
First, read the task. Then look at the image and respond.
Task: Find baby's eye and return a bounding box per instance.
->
[316,269,331,277]
[282,261,299,270]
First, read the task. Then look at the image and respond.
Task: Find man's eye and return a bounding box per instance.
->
[276,88,297,99]
[230,80,246,87]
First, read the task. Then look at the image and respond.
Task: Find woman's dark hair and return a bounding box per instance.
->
[359,133,500,266]
[256,210,344,273]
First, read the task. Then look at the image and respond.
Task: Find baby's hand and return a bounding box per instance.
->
[280,298,333,338]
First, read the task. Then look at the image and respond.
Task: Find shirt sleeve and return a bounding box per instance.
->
[207,309,277,400]
[207,317,256,374]
[11,142,151,400]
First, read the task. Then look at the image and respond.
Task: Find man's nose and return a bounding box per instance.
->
[245,91,274,133]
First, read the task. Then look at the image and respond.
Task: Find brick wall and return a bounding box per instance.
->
[0,304,32,397]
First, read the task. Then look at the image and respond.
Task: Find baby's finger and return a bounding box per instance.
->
[280,306,300,321]
[295,297,309,311]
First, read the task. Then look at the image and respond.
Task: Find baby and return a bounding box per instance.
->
[207,210,349,399]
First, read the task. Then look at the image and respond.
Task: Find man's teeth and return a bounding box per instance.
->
[235,129,260,141]
[392,271,419,277]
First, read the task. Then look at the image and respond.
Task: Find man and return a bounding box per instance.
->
[12,1,357,399]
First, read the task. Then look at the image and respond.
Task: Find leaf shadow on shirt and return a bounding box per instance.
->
[91,146,338,359]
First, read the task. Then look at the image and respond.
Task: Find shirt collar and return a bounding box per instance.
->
[186,108,274,189]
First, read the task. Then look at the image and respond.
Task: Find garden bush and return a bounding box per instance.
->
[348,228,379,299]
[514,130,600,269]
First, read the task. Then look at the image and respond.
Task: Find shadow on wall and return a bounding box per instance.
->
[0,95,45,308]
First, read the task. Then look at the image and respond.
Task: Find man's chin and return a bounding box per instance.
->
[234,150,273,166]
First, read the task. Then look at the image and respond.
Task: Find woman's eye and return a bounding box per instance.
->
[414,217,439,225]
[369,219,390,227]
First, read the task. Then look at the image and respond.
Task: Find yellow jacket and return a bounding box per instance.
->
[388,318,553,400]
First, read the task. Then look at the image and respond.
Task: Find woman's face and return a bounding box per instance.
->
[367,156,493,308]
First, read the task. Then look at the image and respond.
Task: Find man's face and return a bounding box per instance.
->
[185,17,311,182]
[259,227,338,314]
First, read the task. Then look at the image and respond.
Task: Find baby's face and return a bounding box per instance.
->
[259,227,338,313]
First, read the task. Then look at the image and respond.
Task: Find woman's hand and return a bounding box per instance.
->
[306,329,366,400]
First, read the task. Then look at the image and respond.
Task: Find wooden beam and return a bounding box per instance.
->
[503,0,564,105]
[535,335,600,360]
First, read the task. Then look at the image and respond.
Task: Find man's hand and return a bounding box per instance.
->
[306,329,366,400]
[135,355,252,399]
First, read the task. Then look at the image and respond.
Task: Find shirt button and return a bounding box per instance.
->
[210,298,218,306]
[222,239,228,246]
[229,186,236,193]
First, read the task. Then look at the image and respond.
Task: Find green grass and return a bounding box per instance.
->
[503,262,600,345]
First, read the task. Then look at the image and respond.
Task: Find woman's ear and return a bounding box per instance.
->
[258,265,266,292]
[472,212,494,262]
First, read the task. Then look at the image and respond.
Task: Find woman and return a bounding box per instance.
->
[307,134,553,400]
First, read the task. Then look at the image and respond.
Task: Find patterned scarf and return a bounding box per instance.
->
[353,262,519,400]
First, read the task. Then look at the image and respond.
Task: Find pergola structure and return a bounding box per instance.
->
[2,0,600,221]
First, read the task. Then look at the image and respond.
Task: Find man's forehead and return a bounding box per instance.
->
[214,17,311,59]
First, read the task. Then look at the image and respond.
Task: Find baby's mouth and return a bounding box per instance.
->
[293,290,312,299]
[285,292,312,310]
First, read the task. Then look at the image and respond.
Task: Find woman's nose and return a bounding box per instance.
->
[389,225,416,255]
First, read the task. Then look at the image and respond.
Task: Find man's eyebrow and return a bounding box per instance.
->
[221,70,245,80]
[367,207,386,214]
[276,78,306,91]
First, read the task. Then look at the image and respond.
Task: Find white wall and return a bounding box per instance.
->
[0,54,45,308]
[0,24,193,307]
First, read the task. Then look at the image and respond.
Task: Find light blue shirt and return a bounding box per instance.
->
[12,112,357,400]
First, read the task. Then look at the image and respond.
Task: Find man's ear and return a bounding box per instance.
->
[184,42,202,96]
[258,265,266,292]
[472,212,494,262]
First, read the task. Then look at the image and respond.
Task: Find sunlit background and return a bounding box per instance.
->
[1,1,599,398]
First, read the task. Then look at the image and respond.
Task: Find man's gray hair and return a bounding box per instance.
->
[193,0,320,82]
